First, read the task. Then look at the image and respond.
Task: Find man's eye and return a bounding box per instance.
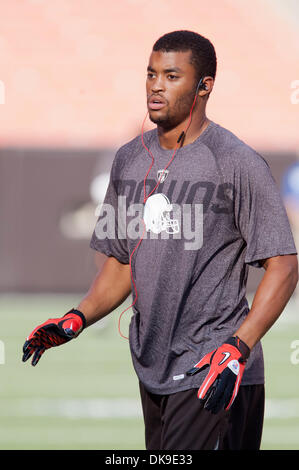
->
[147,73,155,79]
[168,75,178,80]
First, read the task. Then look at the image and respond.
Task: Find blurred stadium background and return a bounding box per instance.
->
[0,0,299,450]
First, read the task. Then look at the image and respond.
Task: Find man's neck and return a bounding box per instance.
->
[157,113,210,150]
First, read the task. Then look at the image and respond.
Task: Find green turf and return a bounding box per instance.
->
[0,293,298,449]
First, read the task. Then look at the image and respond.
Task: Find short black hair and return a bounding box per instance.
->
[152,30,217,83]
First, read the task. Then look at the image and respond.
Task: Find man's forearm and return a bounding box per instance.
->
[77,255,132,327]
[234,255,298,349]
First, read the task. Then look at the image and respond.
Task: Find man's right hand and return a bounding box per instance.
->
[22,309,86,366]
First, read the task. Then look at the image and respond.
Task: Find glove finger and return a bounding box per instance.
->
[24,329,49,350]
[222,379,237,411]
[204,368,236,414]
[201,377,220,411]
[22,337,43,358]
[187,350,216,376]
[197,369,218,400]
[225,370,244,411]
[22,342,35,362]
[31,347,46,366]
[23,339,33,354]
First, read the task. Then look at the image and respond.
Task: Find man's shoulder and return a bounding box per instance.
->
[210,121,270,169]
[116,128,156,158]
[110,129,155,178]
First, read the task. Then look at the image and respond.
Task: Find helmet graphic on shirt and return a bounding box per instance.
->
[143,193,180,234]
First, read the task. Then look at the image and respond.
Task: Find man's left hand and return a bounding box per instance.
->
[186,336,250,414]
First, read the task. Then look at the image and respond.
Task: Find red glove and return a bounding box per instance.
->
[22,309,86,366]
[186,336,250,414]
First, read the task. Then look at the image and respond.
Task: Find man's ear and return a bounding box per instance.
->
[197,76,214,97]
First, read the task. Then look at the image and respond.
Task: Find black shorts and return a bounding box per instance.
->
[139,382,265,450]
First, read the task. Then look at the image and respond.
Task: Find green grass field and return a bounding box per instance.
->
[0,292,298,450]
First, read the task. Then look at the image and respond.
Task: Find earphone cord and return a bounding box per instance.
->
[118,87,200,340]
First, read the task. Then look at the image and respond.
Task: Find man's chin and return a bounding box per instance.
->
[148,112,172,128]
[149,112,164,124]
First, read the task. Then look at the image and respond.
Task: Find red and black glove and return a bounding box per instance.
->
[186,336,250,414]
[22,308,86,366]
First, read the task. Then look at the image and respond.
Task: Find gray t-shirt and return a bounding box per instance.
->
[90,120,297,394]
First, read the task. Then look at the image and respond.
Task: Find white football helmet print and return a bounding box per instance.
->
[143,193,180,234]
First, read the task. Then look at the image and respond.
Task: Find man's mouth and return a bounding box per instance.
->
[148,95,167,110]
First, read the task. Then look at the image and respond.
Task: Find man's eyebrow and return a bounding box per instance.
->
[147,65,183,73]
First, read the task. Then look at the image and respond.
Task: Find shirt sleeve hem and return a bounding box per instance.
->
[89,240,130,265]
[245,247,298,267]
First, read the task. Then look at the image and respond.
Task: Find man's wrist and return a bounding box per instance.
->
[225,335,250,361]
[66,308,87,330]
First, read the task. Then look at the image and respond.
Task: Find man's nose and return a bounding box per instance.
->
[151,75,165,93]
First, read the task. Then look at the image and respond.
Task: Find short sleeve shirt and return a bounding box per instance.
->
[90,120,297,394]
